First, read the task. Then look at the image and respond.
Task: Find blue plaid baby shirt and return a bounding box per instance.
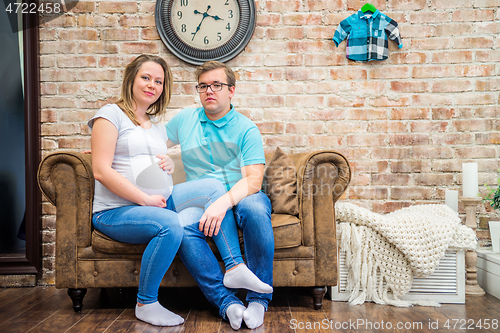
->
[333,10,403,62]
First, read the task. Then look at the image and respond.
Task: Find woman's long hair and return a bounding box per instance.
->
[116,54,173,125]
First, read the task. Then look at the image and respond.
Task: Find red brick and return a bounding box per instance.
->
[391,187,434,200]
[330,67,367,80]
[410,38,452,50]
[412,94,453,106]
[350,161,389,173]
[41,123,81,136]
[263,109,303,121]
[119,15,155,27]
[409,11,450,23]
[40,110,58,123]
[39,29,57,41]
[372,174,411,186]
[327,96,365,107]
[347,134,386,146]
[453,119,496,132]
[455,65,496,77]
[266,0,302,11]
[306,26,336,39]
[59,137,91,149]
[266,27,304,40]
[477,79,500,92]
[101,29,140,41]
[388,134,429,146]
[389,0,426,10]
[326,121,367,134]
[475,133,500,145]
[265,82,302,94]
[390,108,429,120]
[455,93,497,105]
[72,1,96,12]
[121,42,160,54]
[78,42,119,54]
[40,15,76,28]
[41,83,58,95]
[59,110,96,123]
[283,13,322,26]
[286,68,326,81]
[389,52,427,64]
[400,24,434,38]
[99,2,138,13]
[432,80,473,93]
[410,121,449,133]
[256,14,282,26]
[305,109,346,121]
[349,174,371,186]
[245,96,284,108]
[454,37,495,49]
[413,147,455,159]
[285,96,325,108]
[305,54,346,66]
[77,14,118,27]
[373,201,411,214]
[434,23,473,36]
[431,0,473,9]
[349,187,388,200]
[475,0,500,7]
[325,13,348,26]
[57,56,96,68]
[42,138,57,150]
[391,81,429,93]
[368,121,407,133]
[73,69,118,81]
[432,133,474,145]
[372,147,412,159]
[40,42,77,54]
[141,28,160,40]
[59,83,80,95]
[308,135,343,147]
[369,66,411,79]
[392,159,433,174]
[286,41,326,53]
[432,51,473,63]
[305,0,343,11]
[349,109,387,120]
[456,147,496,159]
[98,55,138,67]
[452,9,495,22]
[59,29,98,41]
[431,108,456,120]
[370,96,411,107]
[286,122,325,135]
[474,22,500,34]
[243,69,284,81]
[412,66,453,78]
[266,135,306,148]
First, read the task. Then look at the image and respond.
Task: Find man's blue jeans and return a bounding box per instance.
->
[92,178,245,304]
[178,190,274,320]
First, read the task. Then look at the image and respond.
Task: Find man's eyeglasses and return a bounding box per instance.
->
[196,83,231,93]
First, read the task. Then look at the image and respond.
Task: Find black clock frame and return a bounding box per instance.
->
[155,0,256,65]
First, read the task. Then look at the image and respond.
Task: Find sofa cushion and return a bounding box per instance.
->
[263,147,299,216]
[91,213,302,255]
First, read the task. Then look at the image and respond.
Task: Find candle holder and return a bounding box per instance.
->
[461,197,486,296]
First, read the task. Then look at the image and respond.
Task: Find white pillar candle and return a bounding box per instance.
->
[445,190,458,213]
[462,162,478,198]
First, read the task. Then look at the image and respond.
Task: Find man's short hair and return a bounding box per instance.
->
[195,61,236,87]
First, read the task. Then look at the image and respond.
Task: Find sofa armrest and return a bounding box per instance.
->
[294,151,351,286]
[38,152,94,287]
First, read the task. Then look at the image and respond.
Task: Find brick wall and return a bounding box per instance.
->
[38,0,499,284]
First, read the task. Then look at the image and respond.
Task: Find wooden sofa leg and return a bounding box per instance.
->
[312,287,326,310]
[68,288,87,312]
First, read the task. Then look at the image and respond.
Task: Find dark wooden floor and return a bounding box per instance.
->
[1,286,500,332]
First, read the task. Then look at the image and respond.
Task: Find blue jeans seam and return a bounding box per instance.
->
[173,195,212,212]
[219,228,240,269]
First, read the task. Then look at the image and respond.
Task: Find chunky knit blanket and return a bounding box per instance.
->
[335,202,477,307]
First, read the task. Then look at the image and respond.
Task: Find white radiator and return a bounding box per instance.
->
[330,249,465,303]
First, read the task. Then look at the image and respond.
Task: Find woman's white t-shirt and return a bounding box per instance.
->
[88,104,173,213]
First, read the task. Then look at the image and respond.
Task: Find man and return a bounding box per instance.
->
[165,61,273,330]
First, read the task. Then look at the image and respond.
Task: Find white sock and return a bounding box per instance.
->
[243,302,265,329]
[223,265,273,294]
[226,303,245,330]
[135,301,184,326]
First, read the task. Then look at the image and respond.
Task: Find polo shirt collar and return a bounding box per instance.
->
[358,9,380,19]
[200,104,236,128]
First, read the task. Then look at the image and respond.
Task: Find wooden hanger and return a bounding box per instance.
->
[361,3,377,13]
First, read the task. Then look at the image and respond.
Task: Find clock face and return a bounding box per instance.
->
[171,0,240,50]
[155,0,256,65]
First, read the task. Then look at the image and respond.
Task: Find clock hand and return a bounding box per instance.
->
[191,5,224,41]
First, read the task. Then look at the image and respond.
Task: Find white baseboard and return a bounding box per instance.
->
[331,249,465,304]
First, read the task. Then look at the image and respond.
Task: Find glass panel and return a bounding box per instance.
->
[0,7,26,259]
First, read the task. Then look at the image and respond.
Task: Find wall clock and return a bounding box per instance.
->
[155,0,256,65]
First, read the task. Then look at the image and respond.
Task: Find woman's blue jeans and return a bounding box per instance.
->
[92,178,245,304]
[178,191,274,320]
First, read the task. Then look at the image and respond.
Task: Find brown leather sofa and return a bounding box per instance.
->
[37,150,350,312]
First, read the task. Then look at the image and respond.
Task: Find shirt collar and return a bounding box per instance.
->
[200,104,236,128]
[357,9,380,19]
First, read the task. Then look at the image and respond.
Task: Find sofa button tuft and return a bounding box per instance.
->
[133,270,139,275]
[173,270,179,276]
[93,271,98,277]
[293,270,298,275]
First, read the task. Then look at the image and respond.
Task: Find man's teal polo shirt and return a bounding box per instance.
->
[166,106,265,190]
